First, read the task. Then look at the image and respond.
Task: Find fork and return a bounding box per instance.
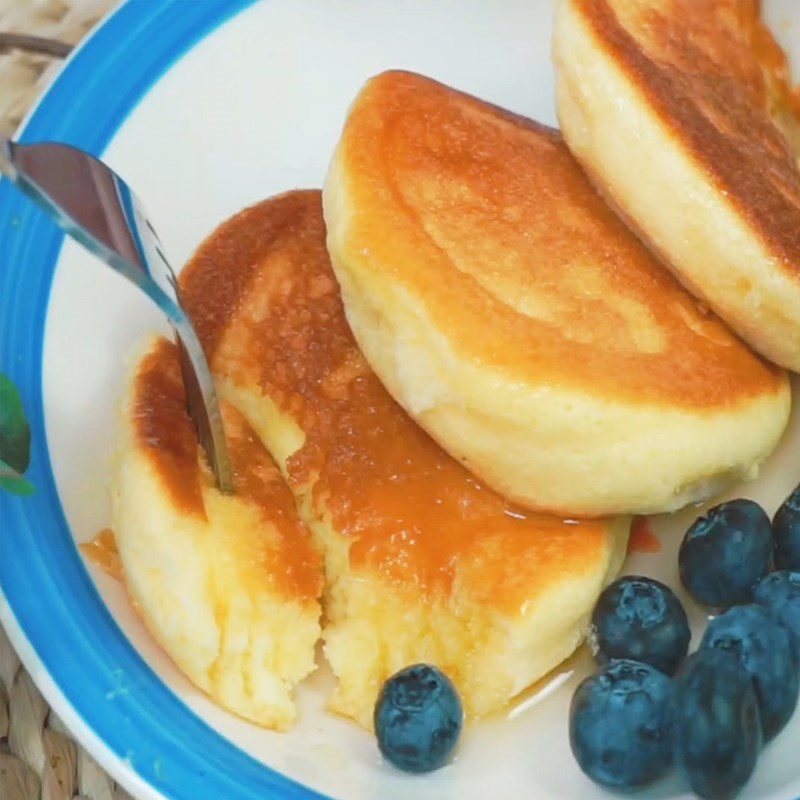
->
[0,139,233,493]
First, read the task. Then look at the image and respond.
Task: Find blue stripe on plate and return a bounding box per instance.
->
[0,2,329,798]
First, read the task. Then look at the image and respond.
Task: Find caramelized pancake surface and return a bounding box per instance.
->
[181,191,615,609]
[554,0,800,369]
[576,0,800,274]
[326,70,783,404]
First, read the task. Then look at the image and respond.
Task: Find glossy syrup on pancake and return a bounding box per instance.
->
[132,338,322,601]
[180,191,616,609]
[80,528,123,580]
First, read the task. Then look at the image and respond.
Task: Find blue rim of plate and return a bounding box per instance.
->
[0,2,328,799]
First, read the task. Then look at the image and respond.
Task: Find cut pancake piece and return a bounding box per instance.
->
[112,338,323,730]
[179,190,630,729]
[323,70,791,517]
[553,0,800,370]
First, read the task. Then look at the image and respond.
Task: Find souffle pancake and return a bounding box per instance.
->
[323,70,791,517]
[113,191,629,731]
[113,339,323,730]
[553,0,800,371]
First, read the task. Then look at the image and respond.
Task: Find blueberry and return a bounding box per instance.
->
[701,604,799,740]
[374,664,463,773]
[569,659,674,789]
[753,571,800,663]
[674,649,761,800]
[774,486,800,571]
[590,576,690,675]
[679,499,772,607]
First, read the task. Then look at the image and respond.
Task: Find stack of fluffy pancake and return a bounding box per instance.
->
[109,0,797,731]
[115,193,628,729]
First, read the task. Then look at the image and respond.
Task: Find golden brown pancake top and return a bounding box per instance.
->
[132,339,323,601]
[179,191,617,606]
[330,70,785,406]
[576,0,800,274]
[134,342,204,516]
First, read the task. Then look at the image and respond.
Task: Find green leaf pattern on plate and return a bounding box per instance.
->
[0,373,35,495]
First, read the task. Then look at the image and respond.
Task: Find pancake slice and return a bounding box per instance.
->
[553,0,800,370]
[179,190,629,729]
[112,338,323,730]
[323,70,791,517]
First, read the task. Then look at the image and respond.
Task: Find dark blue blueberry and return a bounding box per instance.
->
[374,664,462,773]
[674,649,761,800]
[773,486,800,571]
[679,499,772,607]
[753,571,800,663]
[590,576,690,675]
[569,659,674,789]
[701,604,799,740]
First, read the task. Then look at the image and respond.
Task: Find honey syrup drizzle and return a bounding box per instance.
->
[80,528,123,581]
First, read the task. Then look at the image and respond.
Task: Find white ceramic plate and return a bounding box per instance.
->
[1,2,798,799]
